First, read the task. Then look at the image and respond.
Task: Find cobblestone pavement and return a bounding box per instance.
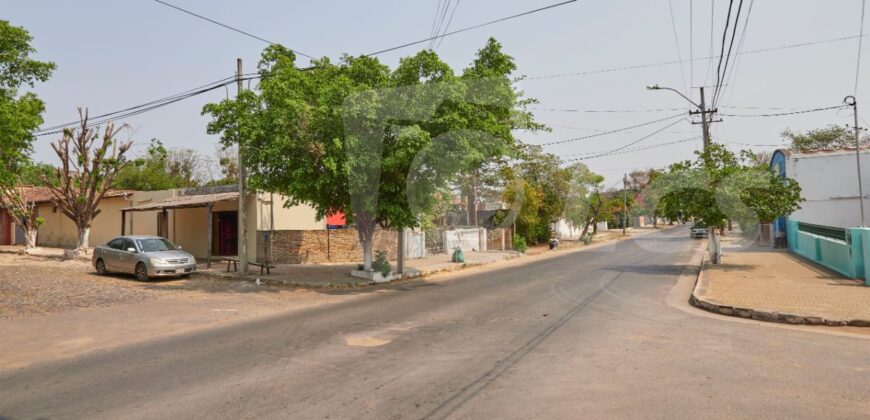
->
[700,240,870,323]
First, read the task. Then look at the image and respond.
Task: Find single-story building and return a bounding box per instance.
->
[0,186,132,247]
[118,185,397,266]
[771,147,870,230]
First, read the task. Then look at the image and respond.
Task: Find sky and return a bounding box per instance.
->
[5,0,867,186]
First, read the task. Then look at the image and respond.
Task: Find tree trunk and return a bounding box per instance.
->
[76,226,90,250]
[24,227,37,250]
[355,215,375,271]
[580,220,591,238]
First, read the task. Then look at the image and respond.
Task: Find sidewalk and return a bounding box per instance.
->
[200,250,522,287]
[693,234,870,326]
[198,227,652,288]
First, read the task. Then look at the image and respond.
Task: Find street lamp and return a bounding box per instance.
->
[646,83,713,150]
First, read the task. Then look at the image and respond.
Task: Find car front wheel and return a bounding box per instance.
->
[95,258,107,275]
[134,263,149,281]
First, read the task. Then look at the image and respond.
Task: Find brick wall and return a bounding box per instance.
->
[257,228,398,264]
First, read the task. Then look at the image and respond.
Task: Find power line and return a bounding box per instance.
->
[36,3,575,136]
[35,75,237,134]
[667,0,688,94]
[365,0,578,56]
[563,121,690,161]
[704,0,717,86]
[435,0,462,51]
[429,0,446,43]
[719,104,845,117]
[525,34,867,80]
[714,0,745,106]
[529,106,687,113]
[562,136,697,157]
[536,114,686,146]
[568,136,700,160]
[153,0,316,60]
[856,0,867,94]
[689,0,694,88]
[34,76,257,137]
[712,0,735,105]
[713,0,743,107]
[719,0,755,107]
[429,0,451,49]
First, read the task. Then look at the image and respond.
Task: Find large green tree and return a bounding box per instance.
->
[0,20,55,249]
[204,38,541,270]
[503,146,571,244]
[653,143,802,260]
[562,162,605,237]
[114,139,204,190]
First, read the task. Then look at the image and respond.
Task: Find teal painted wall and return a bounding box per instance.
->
[788,221,870,285]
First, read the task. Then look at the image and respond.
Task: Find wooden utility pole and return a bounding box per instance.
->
[237,58,248,274]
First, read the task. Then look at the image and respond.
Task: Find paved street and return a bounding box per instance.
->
[2,227,869,419]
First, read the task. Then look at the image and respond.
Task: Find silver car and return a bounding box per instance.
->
[93,235,197,281]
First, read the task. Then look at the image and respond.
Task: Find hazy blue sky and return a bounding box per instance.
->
[5,0,866,185]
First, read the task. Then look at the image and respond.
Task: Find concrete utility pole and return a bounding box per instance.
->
[696,86,712,150]
[622,174,628,236]
[845,95,866,226]
[237,58,248,274]
[646,84,718,152]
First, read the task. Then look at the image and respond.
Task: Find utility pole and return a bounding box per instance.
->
[237,58,248,274]
[845,95,866,226]
[647,84,718,152]
[622,174,628,236]
[695,87,712,150]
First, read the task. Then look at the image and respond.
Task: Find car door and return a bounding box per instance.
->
[103,238,124,271]
[118,238,139,273]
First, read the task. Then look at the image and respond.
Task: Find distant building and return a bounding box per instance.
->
[771,148,870,229]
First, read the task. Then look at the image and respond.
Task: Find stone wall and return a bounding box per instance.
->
[257,228,398,264]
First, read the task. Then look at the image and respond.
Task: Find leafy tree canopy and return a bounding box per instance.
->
[0,20,55,187]
[203,38,543,268]
[653,143,802,229]
[782,125,869,152]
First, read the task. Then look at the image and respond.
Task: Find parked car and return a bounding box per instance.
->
[690,222,709,239]
[93,235,196,281]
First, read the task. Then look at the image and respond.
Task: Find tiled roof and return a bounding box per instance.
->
[122,192,239,211]
[6,186,135,204]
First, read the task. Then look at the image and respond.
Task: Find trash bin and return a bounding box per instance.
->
[549,239,559,250]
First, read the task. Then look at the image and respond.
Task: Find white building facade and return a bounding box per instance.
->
[771,148,870,228]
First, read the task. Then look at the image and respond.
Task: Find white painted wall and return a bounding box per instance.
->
[554,219,583,240]
[444,228,486,251]
[785,150,870,228]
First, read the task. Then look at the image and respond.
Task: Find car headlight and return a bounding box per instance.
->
[150,257,168,265]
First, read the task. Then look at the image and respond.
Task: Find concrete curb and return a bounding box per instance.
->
[689,252,870,327]
[194,228,665,289]
[194,252,525,289]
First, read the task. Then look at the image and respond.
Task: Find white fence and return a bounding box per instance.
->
[404,229,426,259]
[444,227,487,251]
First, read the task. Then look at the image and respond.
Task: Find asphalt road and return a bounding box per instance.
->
[2,227,869,419]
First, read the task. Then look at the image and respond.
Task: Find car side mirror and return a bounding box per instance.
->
[127,247,137,253]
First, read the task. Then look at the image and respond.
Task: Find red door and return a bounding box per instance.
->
[213,212,238,256]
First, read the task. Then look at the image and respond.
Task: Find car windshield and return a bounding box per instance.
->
[692,223,707,228]
[135,238,177,252]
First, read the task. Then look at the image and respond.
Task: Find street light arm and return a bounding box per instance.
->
[647,85,700,108]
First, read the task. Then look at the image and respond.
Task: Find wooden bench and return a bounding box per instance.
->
[223,258,275,275]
